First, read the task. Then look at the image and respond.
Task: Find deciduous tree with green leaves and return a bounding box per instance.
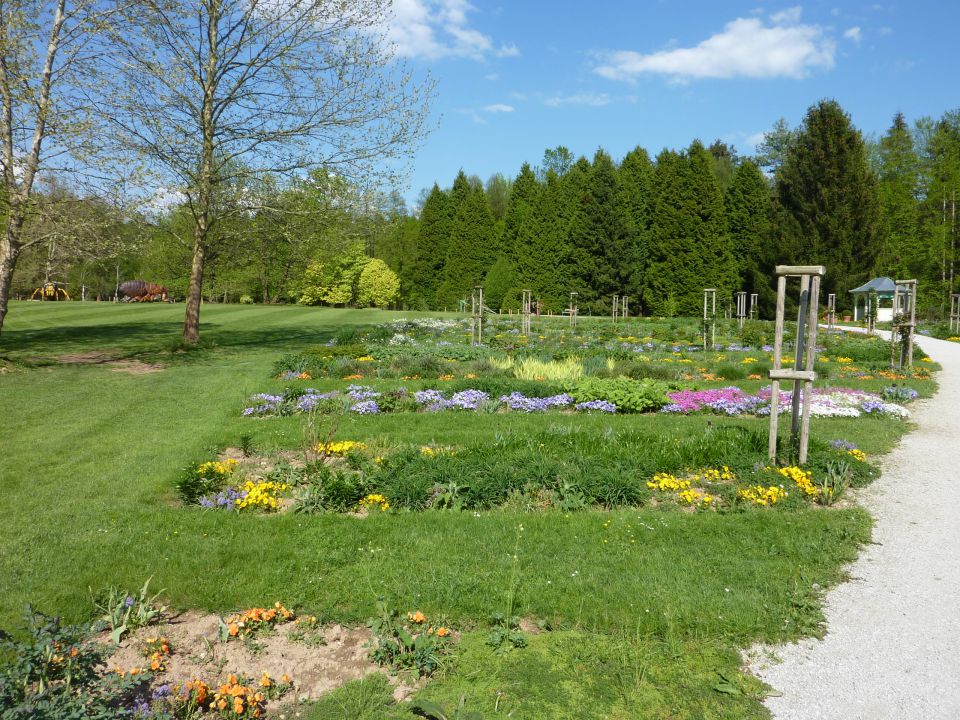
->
[105,0,432,342]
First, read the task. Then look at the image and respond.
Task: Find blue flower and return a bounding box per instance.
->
[575,400,617,413]
[352,400,380,415]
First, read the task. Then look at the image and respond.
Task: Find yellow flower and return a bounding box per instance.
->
[738,485,788,506]
[358,493,390,511]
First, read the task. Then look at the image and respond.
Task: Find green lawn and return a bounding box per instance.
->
[0,301,912,718]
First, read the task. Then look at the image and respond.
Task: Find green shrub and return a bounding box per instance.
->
[625,362,682,381]
[0,608,151,719]
[566,377,671,413]
[712,362,749,380]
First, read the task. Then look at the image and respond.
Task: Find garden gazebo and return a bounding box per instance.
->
[849,276,899,322]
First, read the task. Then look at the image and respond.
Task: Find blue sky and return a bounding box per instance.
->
[389,1,958,205]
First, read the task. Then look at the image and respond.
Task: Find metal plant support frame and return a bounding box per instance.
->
[951,294,960,333]
[890,279,917,369]
[521,289,532,336]
[620,295,629,319]
[768,265,825,465]
[749,293,758,320]
[827,293,836,329]
[702,289,717,351]
[735,291,747,328]
[470,286,484,346]
[567,292,578,328]
[611,294,620,327]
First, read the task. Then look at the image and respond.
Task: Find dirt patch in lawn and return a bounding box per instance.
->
[57,350,120,364]
[107,359,165,374]
[102,611,400,708]
[55,351,164,374]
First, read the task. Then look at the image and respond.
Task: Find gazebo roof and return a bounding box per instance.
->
[849,276,897,295]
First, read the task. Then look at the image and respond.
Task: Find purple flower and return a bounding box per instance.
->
[831,439,857,451]
[575,400,617,413]
[861,399,885,414]
[123,596,135,608]
[351,400,380,415]
[499,392,573,412]
[414,389,445,405]
[198,487,244,509]
[296,391,338,412]
[448,390,490,410]
[152,684,172,700]
[346,384,380,401]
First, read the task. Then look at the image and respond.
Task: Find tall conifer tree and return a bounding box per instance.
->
[619,147,654,310]
[875,113,921,280]
[725,160,772,302]
[408,183,451,309]
[437,173,496,308]
[776,100,880,302]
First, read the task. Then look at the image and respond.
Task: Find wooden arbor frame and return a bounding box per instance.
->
[768,265,825,465]
[702,288,717,351]
[521,289,533,336]
[950,293,960,333]
[469,286,484,346]
[735,291,747,328]
[890,279,917,369]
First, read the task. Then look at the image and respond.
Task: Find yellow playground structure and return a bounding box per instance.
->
[30,281,70,301]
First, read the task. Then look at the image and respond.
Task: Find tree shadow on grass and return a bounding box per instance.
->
[0,321,340,366]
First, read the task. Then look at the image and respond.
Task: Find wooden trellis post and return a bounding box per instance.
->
[735,291,747,328]
[612,294,619,327]
[568,292,578,328]
[768,265,824,465]
[865,290,878,333]
[890,279,917,368]
[521,289,532,336]
[827,293,836,329]
[702,288,717,351]
[470,286,484,346]
[749,293,758,320]
[951,293,960,333]
[621,295,629,319]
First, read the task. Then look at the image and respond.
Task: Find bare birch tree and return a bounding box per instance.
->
[105,0,433,343]
[0,0,109,335]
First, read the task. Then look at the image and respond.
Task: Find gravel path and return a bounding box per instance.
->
[750,333,960,719]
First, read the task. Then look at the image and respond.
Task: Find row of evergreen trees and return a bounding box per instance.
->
[380,100,960,317]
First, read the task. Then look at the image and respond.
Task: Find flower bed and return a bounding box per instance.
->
[661,385,913,418]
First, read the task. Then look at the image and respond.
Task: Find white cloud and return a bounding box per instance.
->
[484,73,500,81]
[844,26,862,43]
[385,0,517,61]
[594,9,836,81]
[744,131,767,149]
[544,92,611,107]
[456,102,515,124]
[770,6,803,24]
[879,26,893,36]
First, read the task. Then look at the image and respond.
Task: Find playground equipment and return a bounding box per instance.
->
[118,280,171,302]
[30,281,70,301]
